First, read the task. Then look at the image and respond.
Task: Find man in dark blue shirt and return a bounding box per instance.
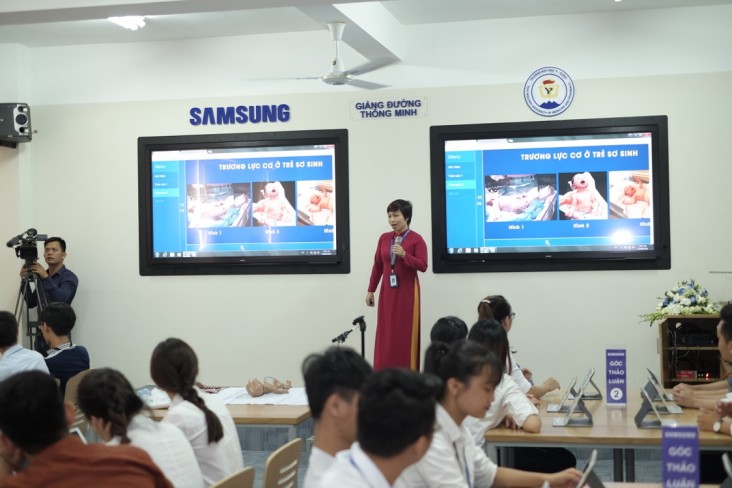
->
[39,302,89,396]
[19,237,78,354]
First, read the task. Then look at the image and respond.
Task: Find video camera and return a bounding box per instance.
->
[6,228,47,262]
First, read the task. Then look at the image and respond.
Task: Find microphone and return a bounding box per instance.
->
[390,236,403,267]
[352,315,365,326]
[6,235,21,248]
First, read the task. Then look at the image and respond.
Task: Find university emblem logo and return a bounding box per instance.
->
[524,67,575,117]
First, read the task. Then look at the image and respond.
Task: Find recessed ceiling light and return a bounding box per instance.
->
[108,16,146,31]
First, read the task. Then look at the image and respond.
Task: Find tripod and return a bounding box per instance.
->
[14,260,48,354]
[331,315,367,358]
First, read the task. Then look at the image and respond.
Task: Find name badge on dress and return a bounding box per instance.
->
[389,272,399,288]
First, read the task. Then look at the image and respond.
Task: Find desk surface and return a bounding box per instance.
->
[152,404,311,426]
[485,392,729,449]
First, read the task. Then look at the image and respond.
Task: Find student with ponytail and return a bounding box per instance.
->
[77,368,204,488]
[465,320,576,474]
[396,340,581,488]
[477,295,559,399]
[150,338,243,487]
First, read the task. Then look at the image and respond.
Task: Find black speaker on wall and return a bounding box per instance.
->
[0,103,32,147]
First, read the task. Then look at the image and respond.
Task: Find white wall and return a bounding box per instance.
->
[2,5,732,389]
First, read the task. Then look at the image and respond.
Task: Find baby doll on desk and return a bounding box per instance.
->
[559,172,608,220]
[253,181,296,226]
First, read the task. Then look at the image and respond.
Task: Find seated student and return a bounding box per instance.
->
[39,302,89,395]
[477,295,559,398]
[0,311,49,381]
[77,367,205,488]
[430,316,468,344]
[320,368,441,488]
[150,338,243,487]
[396,340,581,488]
[0,370,172,487]
[302,346,373,488]
[464,320,576,473]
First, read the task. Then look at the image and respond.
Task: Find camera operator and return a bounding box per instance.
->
[19,237,78,307]
[19,237,78,355]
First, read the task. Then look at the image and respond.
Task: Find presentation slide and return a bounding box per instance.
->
[150,145,338,257]
[444,133,655,253]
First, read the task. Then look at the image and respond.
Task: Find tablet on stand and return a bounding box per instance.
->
[547,377,577,413]
[645,367,674,401]
[553,376,593,427]
[634,387,679,429]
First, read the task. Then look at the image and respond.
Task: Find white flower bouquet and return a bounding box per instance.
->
[640,279,719,326]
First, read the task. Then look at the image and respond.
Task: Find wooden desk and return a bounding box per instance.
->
[152,404,312,444]
[485,392,730,481]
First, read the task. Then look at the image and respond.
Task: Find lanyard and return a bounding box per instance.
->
[349,453,377,488]
[452,441,472,488]
[389,229,411,268]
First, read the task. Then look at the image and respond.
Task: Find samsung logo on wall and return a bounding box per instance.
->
[189,104,290,126]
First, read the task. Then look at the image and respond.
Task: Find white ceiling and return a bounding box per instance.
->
[1,0,732,48]
[3,0,732,102]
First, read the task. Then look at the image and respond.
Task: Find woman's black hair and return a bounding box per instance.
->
[468,319,511,373]
[150,338,224,444]
[77,368,143,444]
[387,199,413,225]
[424,339,503,398]
[477,295,512,322]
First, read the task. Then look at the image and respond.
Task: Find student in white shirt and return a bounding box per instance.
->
[477,295,559,398]
[301,346,373,488]
[0,311,49,381]
[463,319,540,440]
[464,320,576,473]
[396,340,581,488]
[320,368,440,488]
[77,367,204,488]
[151,338,243,487]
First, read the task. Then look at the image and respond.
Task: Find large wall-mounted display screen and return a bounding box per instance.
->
[138,129,350,275]
[430,116,670,272]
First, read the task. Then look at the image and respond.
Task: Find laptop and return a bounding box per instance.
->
[547,377,577,413]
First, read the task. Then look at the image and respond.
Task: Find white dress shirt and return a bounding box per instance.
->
[508,352,532,394]
[464,373,539,445]
[320,442,391,488]
[109,414,204,488]
[163,390,243,487]
[0,344,49,381]
[396,404,498,488]
[304,445,337,488]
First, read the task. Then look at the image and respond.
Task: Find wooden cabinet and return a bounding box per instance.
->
[658,314,723,388]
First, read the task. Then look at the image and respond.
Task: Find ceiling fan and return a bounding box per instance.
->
[302,21,396,90]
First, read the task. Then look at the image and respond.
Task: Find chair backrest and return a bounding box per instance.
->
[211,466,255,488]
[263,437,303,488]
[64,368,94,405]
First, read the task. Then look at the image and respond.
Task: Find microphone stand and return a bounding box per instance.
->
[331,315,367,358]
